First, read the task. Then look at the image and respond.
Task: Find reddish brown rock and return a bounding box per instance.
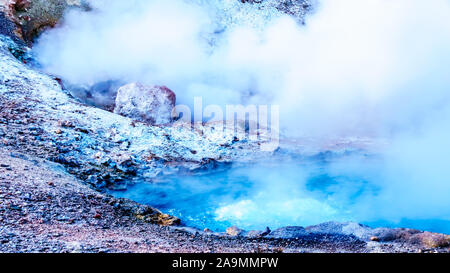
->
[410,232,450,249]
[226,226,244,237]
[0,0,88,43]
[114,83,176,125]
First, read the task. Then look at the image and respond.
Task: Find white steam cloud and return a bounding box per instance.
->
[34,0,450,231]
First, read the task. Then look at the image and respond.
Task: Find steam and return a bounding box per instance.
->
[34,0,450,231]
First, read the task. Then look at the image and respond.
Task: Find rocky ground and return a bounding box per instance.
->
[0,0,449,253]
[1,148,448,253]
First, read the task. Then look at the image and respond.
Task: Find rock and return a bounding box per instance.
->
[306,221,373,241]
[409,232,450,249]
[1,0,89,43]
[247,227,271,238]
[57,120,74,128]
[156,213,180,226]
[119,141,129,150]
[118,199,180,226]
[372,228,449,248]
[265,226,309,239]
[114,83,176,125]
[370,236,379,242]
[8,0,89,43]
[226,226,244,237]
[372,228,421,243]
[85,174,100,187]
[115,155,136,174]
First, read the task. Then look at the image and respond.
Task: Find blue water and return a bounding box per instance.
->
[110,155,450,234]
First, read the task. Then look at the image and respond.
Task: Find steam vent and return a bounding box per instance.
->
[0,0,449,256]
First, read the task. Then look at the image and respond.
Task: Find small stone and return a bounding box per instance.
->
[370,236,379,242]
[94,213,101,219]
[204,228,212,233]
[86,175,99,186]
[55,129,62,134]
[120,141,130,150]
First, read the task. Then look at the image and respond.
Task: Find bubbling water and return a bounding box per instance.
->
[110,152,450,233]
[34,0,450,233]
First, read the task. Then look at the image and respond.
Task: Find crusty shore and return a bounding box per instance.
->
[1,148,449,253]
[0,149,366,253]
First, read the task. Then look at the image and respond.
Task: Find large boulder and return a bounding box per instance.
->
[226,226,245,237]
[114,83,176,125]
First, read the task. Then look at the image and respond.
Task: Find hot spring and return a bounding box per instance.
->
[32,0,450,234]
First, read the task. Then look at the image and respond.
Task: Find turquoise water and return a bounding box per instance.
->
[110,154,450,234]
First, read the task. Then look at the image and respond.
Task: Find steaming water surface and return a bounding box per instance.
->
[110,154,450,233]
[34,0,450,233]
